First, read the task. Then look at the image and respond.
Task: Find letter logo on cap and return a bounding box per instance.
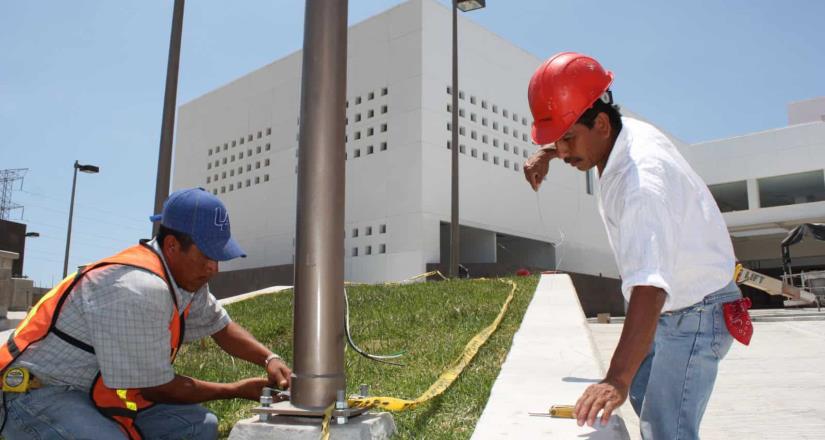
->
[214,208,229,231]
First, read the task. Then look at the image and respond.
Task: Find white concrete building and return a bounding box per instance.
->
[173,0,624,284]
[172,0,825,288]
[685,97,825,273]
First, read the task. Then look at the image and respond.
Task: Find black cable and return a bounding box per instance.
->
[344,288,405,367]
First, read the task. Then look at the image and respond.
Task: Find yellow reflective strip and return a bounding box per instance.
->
[117,389,138,411]
[15,273,78,337]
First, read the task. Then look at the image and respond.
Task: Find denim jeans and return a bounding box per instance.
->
[1,385,218,439]
[629,281,740,440]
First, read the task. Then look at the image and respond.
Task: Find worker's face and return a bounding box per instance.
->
[163,236,219,292]
[553,113,613,172]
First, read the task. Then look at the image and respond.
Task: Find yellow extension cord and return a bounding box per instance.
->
[320,276,518,439]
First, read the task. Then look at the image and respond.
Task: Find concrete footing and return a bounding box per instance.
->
[227,412,396,440]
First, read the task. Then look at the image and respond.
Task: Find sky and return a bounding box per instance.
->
[1,0,824,288]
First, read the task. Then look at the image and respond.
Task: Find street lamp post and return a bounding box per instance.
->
[63,161,99,278]
[450,0,486,278]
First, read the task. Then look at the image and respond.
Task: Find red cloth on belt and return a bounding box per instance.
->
[723,297,753,346]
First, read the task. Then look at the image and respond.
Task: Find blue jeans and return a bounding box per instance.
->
[629,281,740,440]
[1,385,218,439]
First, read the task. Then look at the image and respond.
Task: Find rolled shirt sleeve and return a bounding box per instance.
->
[183,285,231,343]
[82,268,176,389]
[614,181,680,303]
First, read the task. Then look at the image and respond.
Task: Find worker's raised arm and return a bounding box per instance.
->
[523,146,558,191]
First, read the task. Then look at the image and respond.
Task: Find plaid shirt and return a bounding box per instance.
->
[11,240,230,390]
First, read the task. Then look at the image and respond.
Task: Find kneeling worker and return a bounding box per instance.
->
[0,187,291,439]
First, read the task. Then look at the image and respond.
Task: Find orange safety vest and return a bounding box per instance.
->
[0,243,191,440]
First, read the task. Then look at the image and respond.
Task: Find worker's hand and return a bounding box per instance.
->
[233,377,271,401]
[266,358,292,390]
[523,148,558,191]
[573,378,627,427]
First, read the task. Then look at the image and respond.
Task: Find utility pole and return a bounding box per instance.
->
[152,0,185,235]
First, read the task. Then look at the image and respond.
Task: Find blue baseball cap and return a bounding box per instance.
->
[150,188,246,261]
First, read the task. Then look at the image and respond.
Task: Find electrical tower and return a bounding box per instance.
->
[0,168,28,220]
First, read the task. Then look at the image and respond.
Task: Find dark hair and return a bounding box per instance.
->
[157,225,194,251]
[576,90,622,136]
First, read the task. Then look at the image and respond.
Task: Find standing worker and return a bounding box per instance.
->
[0,187,291,439]
[524,52,742,439]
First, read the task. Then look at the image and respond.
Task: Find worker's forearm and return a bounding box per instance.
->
[604,286,667,388]
[211,321,273,367]
[141,374,235,404]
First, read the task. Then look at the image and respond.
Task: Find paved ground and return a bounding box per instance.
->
[590,310,825,440]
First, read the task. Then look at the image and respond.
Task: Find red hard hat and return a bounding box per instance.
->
[528,52,614,145]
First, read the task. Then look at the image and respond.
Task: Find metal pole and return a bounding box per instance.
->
[449,0,460,278]
[152,0,185,236]
[291,0,348,409]
[63,162,79,278]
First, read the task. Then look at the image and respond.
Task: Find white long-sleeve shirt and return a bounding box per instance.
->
[597,117,735,312]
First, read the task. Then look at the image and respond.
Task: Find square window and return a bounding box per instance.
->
[380,142,387,151]
[459,91,465,100]
[492,105,498,113]
[214,174,218,181]
[267,127,272,135]
[366,245,372,255]
[482,135,488,144]
[446,86,452,95]
[231,141,236,147]
[447,104,452,112]
[248,149,253,156]
[240,137,245,145]
[368,92,375,100]
[459,127,466,136]
[504,159,510,168]
[514,146,520,155]
[222,171,227,178]
[238,166,242,174]
[381,123,387,132]
[367,127,374,136]
[207,176,211,183]
[246,179,251,187]
[459,144,466,154]
[447,123,452,131]
[366,226,373,236]
[368,109,374,118]
[255,176,260,184]
[248,134,253,141]
[247,164,252,171]
[503,126,509,134]
[504,142,510,151]
[229,183,234,191]
[265,158,270,166]
[352,247,359,257]
[379,244,386,254]
[503,109,509,118]
[230,169,235,177]
[379,224,386,233]
[264,174,269,182]
[355,131,361,140]
[213,189,218,195]
[381,105,388,114]
[381,87,388,96]
[459,109,465,117]
[471,131,477,140]
[367,145,374,155]
[470,113,476,122]
[231,155,235,162]
[221,186,226,194]
[447,140,451,150]
[470,96,476,104]
[355,113,362,122]
[483,152,489,161]
[482,117,488,126]
[257,146,262,153]
[354,149,361,158]
[239,152,244,159]
[471,148,477,158]
[523,150,529,158]
[523,134,528,142]
[352,228,359,238]
[493,122,499,130]
[522,117,528,126]
[215,160,219,167]
[208,148,213,156]
[256,161,261,169]
[514,163,520,171]
[355,96,362,105]
[207,163,212,170]
[493,139,499,147]
[222,158,227,164]
[257,131,262,138]
[494,156,500,165]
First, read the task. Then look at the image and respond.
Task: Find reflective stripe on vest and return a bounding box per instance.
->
[0,243,191,440]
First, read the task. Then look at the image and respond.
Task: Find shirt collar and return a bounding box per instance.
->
[599,116,632,181]
[147,239,196,299]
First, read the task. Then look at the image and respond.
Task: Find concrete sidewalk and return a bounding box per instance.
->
[471,274,630,439]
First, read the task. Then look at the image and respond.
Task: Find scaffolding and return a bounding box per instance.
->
[0,168,28,220]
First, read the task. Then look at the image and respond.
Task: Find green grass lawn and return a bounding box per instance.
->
[174,275,539,439]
